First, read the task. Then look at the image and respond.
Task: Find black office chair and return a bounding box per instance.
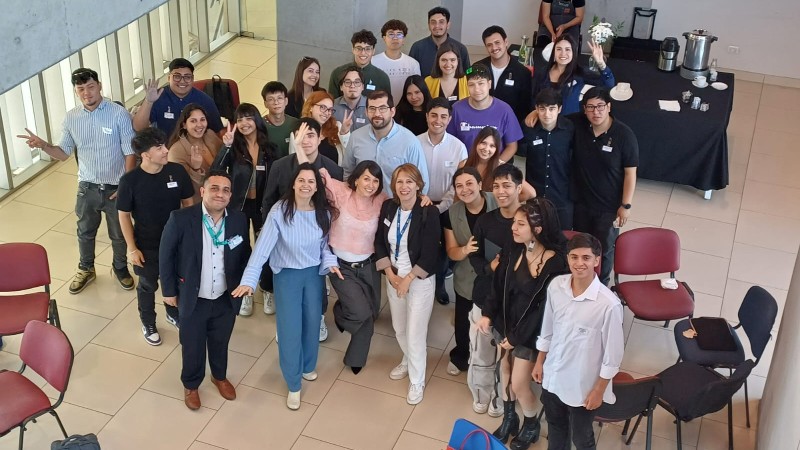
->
[657,360,754,450]
[673,285,777,427]
[594,373,662,450]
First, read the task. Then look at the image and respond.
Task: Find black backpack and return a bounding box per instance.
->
[201,75,238,124]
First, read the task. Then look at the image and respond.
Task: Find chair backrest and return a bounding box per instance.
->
[682,360,754,421]
[562,230,602,276]
[738,286,778,361]
[614,227,681,276]
[595,375,662,422]
[0,243,51,292]
[19,320,74,393]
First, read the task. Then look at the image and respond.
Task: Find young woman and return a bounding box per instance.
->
[286,56,324,118]
[395,75,432,136]
[167,103,223,202]
[477,198,569,449]
[374,164,440,405]
[293,90,352,164]
[531,34,615,115]
[232,162,342,411]
[424,42,469,106]
[460,126,536,199]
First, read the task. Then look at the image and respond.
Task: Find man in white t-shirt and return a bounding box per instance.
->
[372,19,421,104]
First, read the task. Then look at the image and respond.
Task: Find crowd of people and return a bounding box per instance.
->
[12,5,638,450]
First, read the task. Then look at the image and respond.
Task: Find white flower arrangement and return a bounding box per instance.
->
[588,22,616,44]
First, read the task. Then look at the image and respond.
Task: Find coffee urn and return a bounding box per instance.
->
[680,29,718,79]
[657,37,680,72]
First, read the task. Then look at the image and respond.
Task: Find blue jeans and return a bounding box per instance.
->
[75,182,127,271]
[273,266,324,392]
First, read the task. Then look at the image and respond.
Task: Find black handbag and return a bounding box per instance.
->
[51,434,102,450]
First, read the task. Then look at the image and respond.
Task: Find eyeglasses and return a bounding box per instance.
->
[367,105,391,114]
[387,32,405,40]
[171,73,194,82]
[342,80,363,88]
[354,46,374,54]
[315,104,334,114]
[264,96,285,104]
[584,103,608,112]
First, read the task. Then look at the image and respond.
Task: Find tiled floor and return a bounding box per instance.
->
[1,37,798,449]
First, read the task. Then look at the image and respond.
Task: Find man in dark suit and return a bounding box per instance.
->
[159,170,251,410]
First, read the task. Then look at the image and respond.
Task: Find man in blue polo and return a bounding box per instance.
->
[133,58,224,137]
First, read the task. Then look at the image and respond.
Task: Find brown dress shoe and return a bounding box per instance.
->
[211,377,237,400]
[184,388,201,410]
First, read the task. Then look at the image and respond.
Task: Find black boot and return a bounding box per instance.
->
[492,400,519,443]
[509,415,541,449]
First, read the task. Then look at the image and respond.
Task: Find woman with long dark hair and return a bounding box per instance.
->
[460,127,536,199]
[424,42,469,106]
[286,56,324,118]
[167,103,223,202]
[232,161,342,411]
[395,75,432,135]
[477,198,569,449]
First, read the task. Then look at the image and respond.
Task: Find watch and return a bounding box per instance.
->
[621,203,632,210]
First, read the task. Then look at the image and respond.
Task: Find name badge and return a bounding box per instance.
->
[602,145,613,152]
[164,112,175,119]
[577,327,589,336]
[228,235,243,249]
[366,84,376,91]
[101,127,113,135]
[533,139,544,146]
[284,137,290,143]
[448,95,458,101]
[460,122,470,131]
[445,160,456,168]
[256,165,266,171]
[356,117,366,123]
[166,181,178,188]
[384,218,391,227]
[504,79,515,86]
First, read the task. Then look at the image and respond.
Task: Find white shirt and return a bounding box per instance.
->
[537,274,625,407]
[371,52,421,104]
[387,208,413,276]
[198,204,228,299]
[491,63,506,87]
[418,131,467,212]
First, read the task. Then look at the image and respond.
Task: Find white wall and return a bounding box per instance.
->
[651,0,799,79]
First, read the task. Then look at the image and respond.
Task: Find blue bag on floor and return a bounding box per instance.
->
[447,419,507,450]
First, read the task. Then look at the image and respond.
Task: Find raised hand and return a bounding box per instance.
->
[16,128,48,149]
[189,145,203,170]
[588,40,606,67]
[144,79,163,103]
[222,122,237,147]
[340,110,353,135]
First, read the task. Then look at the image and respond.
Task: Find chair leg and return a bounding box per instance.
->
[663,320,670,328]
[676,419,682,450]
[628,414,644,443]
[49,299,61,329]
[51,410,68,438]
[728,400,734,450]
[621,418,631,436]
[18,424,25,450]
[645,412,653,450]
[744,379,751,428]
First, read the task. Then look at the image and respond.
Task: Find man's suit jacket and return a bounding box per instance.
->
[159,203,251,318]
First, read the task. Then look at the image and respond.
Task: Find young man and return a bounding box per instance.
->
[160,171,251,410]
[117,128,194,345]
[261,81,299,159]
[328,30,391,98]
[18,68,137,294]
[475,25,533,124]
[409,6,471,78]
[133,58,224,136]
[332,65,369,132]
[569,87,638,285]
[343,91,430,195]
[447,64,523,162]
[372,19,421,102]
[467,163,525,418]
[534,232,624,450]
[522,88,575,229]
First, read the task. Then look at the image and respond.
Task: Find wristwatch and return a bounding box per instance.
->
[621,203,632,209]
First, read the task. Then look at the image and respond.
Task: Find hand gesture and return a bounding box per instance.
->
[222,123,237,147]
[330,266,344,280]
[231,284,253,298]
[339,110,353,135]
[293,122,311,164]
[16,128,48,149]
[499,338,514,350]
[462,235,478,256]
[554,25,566,39]
[419,195,432,207]
[189,145,203,170]
[144,79,163,103]
[588,40,605,66]
[128,248,145,267]
[476,316,492,335]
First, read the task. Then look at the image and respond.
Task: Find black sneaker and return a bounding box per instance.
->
[142,324,162,346]
[165,314,180,330]
[113,266,135,290]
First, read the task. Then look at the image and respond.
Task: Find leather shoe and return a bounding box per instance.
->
[211,377,237,400]
[184,388,201,410]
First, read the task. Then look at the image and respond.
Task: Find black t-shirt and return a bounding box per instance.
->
[442,201,487,233]
[542,0,586,7]
[117,162,194,249]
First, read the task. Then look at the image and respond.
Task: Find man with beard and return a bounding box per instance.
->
[409,6,471,78]
[343,90,429,196]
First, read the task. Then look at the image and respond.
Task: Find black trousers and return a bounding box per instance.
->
[329,259,381,367]
[180,294,237,389]
[541,388,597,450]
[572,204,618,285]
[134,248,178,326]
[449,292,473,371]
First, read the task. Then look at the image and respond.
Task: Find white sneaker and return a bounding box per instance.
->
[407,383,425,405]
[302,371,318,381]
[142,324,162,346]
[389,363,409,380]
[239,295,253,316]
[473,401,489,414]
[447,361,461,376]
[488,399,504,418]
[287,390,301,410]
[319,315,328,342]
[262,289,275,315]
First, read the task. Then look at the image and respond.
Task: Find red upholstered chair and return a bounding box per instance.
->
[0,243,61,342]
[612,227,695,328]
[0,320,74,449]
[562,230,601,276]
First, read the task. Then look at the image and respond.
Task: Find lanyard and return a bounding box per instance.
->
[202,215,228,247]
[394,207,413,261]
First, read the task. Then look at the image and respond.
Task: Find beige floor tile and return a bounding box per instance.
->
[55,156,78,175]
[194,60,257,84]
[636,179,674,196]
[53,275,136,320]
[303,380,413,450]
[746,152,800,189]
[731,91,761,116]
[726,112,756,140]
[759,84,800,111]
[336,332,442,398]
[0,183,32,206]
[238,37,277,49]
[754,106,800,135]
[44,344,159,415]
[35,230,109,281]
[97,389,215,450]
[735,210,800,254]
[595,421,696,450]
[727,132,752,167]
[392,431,448,450]
[667,186,741,225]
[189,442,226,450]
[733,80,762,95]
[14,171,77,213]
[292,436,349,449]
[727,162,747,194]
[90,299,179,362]
[142,346,256,410]
[55,306,111,355]
[237,76,271,111]
[630,189,670,226]
[674,250,729,297]
[198,385,316,450]
[620,323,679,376]
[240,340,343,405]
[428,301,456,350]
[728,243,796,290]
[750,128,798,160]
[662,212,736,258]
[721,279,787,331]
[51,213,112,244]
[247,58,278,84]
[741,180,800,221]
[431,336,467,384]
[227,311,277,357]
[0,402,111,450]
[212,41,277,67]
[696,417,756,450]
[0,200,69,242]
